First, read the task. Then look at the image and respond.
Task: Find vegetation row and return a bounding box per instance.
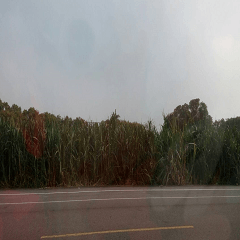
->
[1,98,240,188]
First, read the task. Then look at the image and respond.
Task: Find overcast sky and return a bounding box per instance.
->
[1,0,240,128]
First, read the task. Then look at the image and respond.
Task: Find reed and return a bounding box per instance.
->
[1,98,240,188]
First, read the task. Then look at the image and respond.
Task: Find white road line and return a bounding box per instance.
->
[0,188,240,196]
[0,195,240,205]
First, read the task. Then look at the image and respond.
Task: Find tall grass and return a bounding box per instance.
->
[1,99,240,188]
[152,116,240,185]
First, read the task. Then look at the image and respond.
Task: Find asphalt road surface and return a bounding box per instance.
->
[1,186,240,240]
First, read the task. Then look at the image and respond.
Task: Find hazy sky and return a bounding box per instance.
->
[1,0,240,128]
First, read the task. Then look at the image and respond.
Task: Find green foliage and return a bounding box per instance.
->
[0,103,155,187]
[164,98,212,131]
[1,97,240,188]
[152,99,240,186]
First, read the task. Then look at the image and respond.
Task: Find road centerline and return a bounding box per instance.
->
[41,226,194,239]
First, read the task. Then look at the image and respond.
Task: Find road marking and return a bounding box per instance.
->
[41,225,194,239]
[1,195,240,205]
[1,188,240,196]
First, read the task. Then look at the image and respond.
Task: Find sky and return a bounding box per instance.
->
[1,0,240,128]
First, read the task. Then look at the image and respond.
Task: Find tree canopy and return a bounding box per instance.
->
[163,98,212,131]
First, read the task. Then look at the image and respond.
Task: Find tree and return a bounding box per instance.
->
[164,98,212,131]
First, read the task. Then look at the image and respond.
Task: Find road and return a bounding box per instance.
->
[1,186,240,240]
